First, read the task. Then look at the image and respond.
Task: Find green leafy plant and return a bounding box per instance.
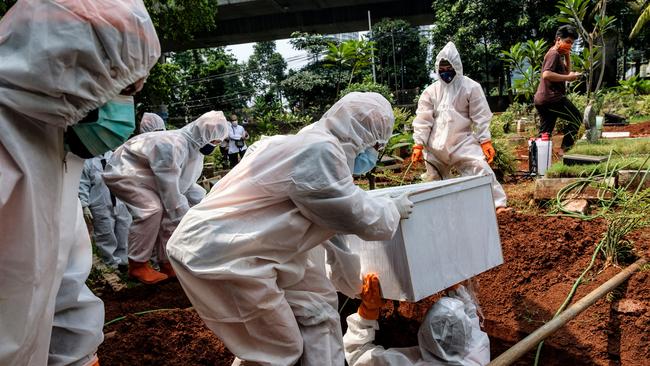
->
[617,75,650,96]
[144,0,218,42]
[491,138,517,182]
[629,3,650,39]
[556,0,617,99]
[324,39,375,96]
[341,81,395,104]
[379,107,414,163]
[600,92,650,118]
[500,40,548,100]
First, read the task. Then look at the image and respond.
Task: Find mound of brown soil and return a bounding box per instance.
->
[604,120,650,137]
[100,308,233,366]
[97,212,649,365]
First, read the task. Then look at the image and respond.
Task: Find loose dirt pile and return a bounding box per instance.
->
[604,120,650,137]
[98,213,649,365]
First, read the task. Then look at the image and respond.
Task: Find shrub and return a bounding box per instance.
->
[618,76,650,96]
[601,92,650,118]
[492,138,517,181]
[341,81,395,104]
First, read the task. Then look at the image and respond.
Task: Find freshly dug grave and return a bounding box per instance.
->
[604,120,650,137]
[97,213,649,365]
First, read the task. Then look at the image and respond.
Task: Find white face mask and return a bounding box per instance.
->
[231,121,238,127]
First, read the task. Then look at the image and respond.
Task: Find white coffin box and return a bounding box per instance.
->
[343,175,503,302]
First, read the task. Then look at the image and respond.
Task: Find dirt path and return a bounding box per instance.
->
[97,211,649,365]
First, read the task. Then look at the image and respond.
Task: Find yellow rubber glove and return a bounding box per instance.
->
[358,273,384,320]
[481,140,496,164]
[411,144,424,163]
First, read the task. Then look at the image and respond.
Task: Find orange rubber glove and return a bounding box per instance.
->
[411,144,424,163]
[481,140,496,164]
[358,273,384,320]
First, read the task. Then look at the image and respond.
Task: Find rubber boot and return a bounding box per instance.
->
[496,206,513,214]
[82,355,100,366]
[159,261,176,279]
[128,259,168,284]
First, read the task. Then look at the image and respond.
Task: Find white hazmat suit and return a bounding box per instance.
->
[103,111,229,264]
[139,112,166,133]
[167,92,402,366]
[79,151,132,268]
[49,155,105,366]
[413,42,506,208]
[0,0,159,364]
[344,286,490,366]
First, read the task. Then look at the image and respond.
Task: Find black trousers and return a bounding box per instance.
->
[219,146,230,169]
[535,97,582,150]
[228,150,245,168]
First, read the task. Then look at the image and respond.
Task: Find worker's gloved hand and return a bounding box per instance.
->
[410,144,424,163]
[481,140,496,164]
[358,273,384,320]
[390,192,414,219]
[83,206,93,222]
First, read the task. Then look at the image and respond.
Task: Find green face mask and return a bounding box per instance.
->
[66,95,136,158]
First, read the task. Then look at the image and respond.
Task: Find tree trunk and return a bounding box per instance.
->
[498,63,504,97]
[622,45,627,80]
[506,66,513,102]
[602,31,618,87]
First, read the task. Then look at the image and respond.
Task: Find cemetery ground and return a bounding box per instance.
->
[92,120,649,366]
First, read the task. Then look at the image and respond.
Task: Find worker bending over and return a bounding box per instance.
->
[167,92,414,365]
[103,111,229,284]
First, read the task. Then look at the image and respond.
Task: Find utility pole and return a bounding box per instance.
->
[368,10,376,83]
[391,31,398,93]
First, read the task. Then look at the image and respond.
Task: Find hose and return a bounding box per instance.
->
[104,308,179,327]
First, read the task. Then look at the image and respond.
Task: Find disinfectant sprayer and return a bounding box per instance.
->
[528,132,552,176]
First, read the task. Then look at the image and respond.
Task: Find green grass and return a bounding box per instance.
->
[566,138,650,156]
[545,157,650,178]
[629,115,650,124]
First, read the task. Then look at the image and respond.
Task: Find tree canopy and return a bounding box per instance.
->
[371,18,430,91]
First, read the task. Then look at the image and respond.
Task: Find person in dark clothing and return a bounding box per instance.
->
[534,25,583,153]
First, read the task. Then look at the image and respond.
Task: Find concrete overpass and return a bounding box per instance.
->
[162,0,434,51]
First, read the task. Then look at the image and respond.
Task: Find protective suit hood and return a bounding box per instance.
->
[304,92,394,171]
[418,297,472,362]
[140,113,166,133]
[0,0,161,127]
[179,110,230,149]
[435,42,464,78]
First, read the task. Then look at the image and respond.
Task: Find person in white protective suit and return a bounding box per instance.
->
[103,111,229,284]
[166,92,415,366]
[344,275,490,366]
[0,0,160,364]
[139,112,166,133]
[410,41,509,212]
[79,150,132,269]
[49,158,107,366]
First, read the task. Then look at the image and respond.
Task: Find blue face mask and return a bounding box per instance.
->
[66,95,135,158]
[353,147,379,175]
[439,69,456,83]
[199,143,216,155]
